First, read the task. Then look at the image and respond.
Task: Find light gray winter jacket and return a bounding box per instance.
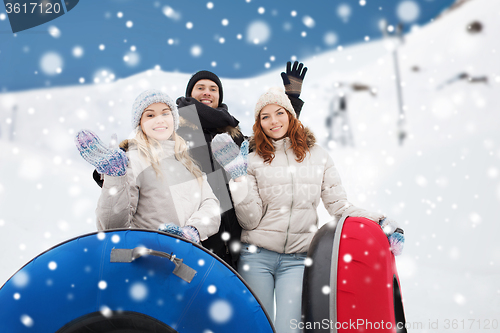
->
[229,129,384,253]
[96,140,220,241]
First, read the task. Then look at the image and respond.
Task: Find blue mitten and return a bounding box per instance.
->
[379,217,405,256]
[75,130,128,177]
[158,223,200,244]
[211,133,249,180]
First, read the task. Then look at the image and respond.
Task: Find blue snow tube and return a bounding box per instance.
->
[0,229,275,332]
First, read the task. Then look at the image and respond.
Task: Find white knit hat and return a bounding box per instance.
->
[254,87,296,119]
[131,89,179,130]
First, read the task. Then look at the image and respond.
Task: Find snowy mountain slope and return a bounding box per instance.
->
[1,0,499,329]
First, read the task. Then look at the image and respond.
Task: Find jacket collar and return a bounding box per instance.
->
[271,136,290,149]
[125,139,176,157]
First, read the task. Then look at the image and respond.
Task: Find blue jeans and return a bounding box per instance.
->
[238,244,306,333]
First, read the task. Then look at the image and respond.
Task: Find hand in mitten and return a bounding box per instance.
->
[75,130,128,177]
[379,217,405,256]
[211,133,249,180]
[158,223,200,243]
[281,61,308,98]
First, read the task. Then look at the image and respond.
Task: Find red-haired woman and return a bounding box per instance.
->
[211,87,388,332]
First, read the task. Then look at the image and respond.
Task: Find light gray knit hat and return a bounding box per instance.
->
[131,89,179,130]
[254,87,296,120]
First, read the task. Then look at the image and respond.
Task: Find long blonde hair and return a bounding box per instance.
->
[133,128,203,186]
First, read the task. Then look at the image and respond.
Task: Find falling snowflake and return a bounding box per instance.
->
[124,51,141,67]
[415,175,428,187]
[302,16,315,28]
[130,282,148,302]
[163,6,181,20]
[397,1,420,23]
[39,52,63,76]
[72,46,84,58]
[337,4,352,23]
[324,31,338,46]
[246,21,271,45]
[20,315,34,327]
[469,212,481,225]
[209,300,233,323]
[100,305,113,318]
[48,26,61,38]
[454,293,466,305]
[304,258,313,266]
[207,285,217,294]
[12,271,29,288]
[191,45,203,57]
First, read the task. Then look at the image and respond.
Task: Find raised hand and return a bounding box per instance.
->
[75,130,128,177]
[281,61,308,98]
[211,133,249,180]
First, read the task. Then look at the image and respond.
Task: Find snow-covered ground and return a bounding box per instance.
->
[1,0,499,330]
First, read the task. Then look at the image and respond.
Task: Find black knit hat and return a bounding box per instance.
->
[185,70,223,107]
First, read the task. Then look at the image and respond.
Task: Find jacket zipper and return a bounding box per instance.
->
[283,139,293,253]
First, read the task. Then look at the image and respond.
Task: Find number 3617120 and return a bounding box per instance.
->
[5,2,62,14]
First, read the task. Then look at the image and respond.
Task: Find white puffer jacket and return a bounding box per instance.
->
[96,140,220,241]
[229,129,384,254]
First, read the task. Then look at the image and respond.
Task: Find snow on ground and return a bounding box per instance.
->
[1,0,499,330]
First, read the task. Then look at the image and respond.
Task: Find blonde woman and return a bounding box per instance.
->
[75,89,220,243]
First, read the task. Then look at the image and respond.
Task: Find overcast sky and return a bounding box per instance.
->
[0,0,456,92]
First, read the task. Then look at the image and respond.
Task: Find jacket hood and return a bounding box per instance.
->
[249,126,316,151]
[119,139,130,151]
[118,139,175,153]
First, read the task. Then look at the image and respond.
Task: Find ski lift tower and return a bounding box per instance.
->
[325,84,355,148]
[380,20,407,145]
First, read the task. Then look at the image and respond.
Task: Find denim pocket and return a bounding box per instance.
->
[240,243,261,255]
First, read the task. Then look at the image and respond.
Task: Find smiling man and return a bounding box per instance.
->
[190,79,220,109]
[175,70,245,269]
[175,65,306,269]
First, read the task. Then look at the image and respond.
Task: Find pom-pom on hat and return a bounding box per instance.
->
[185,70,223,107]
[131,89,179,130]
[254,87,296,120]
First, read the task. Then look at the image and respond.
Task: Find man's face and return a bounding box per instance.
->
[191,79,220,109]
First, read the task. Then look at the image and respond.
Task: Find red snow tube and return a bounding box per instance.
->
[337,217,405,332]
[302,216,406,333]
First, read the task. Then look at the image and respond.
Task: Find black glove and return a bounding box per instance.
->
[281,61,307,98]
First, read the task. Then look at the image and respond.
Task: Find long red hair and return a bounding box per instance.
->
[253,111,309,164]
